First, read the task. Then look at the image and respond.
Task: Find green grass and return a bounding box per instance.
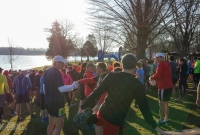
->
[1,83,200,135]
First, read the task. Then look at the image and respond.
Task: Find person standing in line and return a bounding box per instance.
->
[3,70,16,117]
[149,53,173,125]
[0,68,9,123]
[61,68,73,108]
[68,65,79,106]
[34,70,43,106]
[176,58,188,101]
[135,62,144,85]
[193,57,200,89]
[169,56,178,100]
[13,70,35,122]
[44,55,78,135]
[40,70,48,123]
[77,63,87,113]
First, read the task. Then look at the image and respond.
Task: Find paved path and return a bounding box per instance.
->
[166,129,200,135]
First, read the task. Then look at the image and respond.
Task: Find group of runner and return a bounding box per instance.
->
[0,52,200,135]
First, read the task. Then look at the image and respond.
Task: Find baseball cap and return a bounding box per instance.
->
[53,55,68,63]
[155,53,165,58]
[121,53,137,70]
[0,67,4,72]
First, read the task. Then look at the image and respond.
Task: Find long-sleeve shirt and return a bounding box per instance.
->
[40,76,45,94]
[81,72,157,128]
[13,74,32,95]
[178,63,187,78]
[0,74,9,94]
[78,73,107,104]
[151,61,173,90]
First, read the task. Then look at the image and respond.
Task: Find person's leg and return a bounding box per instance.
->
[182,78,187,98]
[178,78,183,99]
[0,107,3,122]
[47,115,56,135]
[26,102,33,115]
[185,74,189,89]
[65,92,71,106]
[52,116,64,135]
[159,101,165,121]
[72,91,76,103]
[16,103,21,118]
[164,102,169,121]
[172,84,176,99]
[95,125,102,135]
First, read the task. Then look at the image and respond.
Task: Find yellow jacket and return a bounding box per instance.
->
[0,74,9,94]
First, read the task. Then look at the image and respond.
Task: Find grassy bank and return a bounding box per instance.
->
[0,83,200,135]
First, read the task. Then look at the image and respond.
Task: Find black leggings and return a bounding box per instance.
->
[179,77,187,97]
[185,74,189,89]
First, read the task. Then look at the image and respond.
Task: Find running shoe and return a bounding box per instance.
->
[41,118,47,123]
[11,112,17,116]
[73,108,93,125]
[17,117,21,122]
[157,120,165,125]
[31,114,36,118]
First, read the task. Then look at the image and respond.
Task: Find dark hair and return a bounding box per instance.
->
[170,56,175,61]
[39,70,43,75]
[179,58,184,62]
[97,62,107,72]
[114,67,122,72]
[113,62,120,68]
[61,68,67,78]
[80,62,87,72]
[194,57,197,60]
[137,62,142,68]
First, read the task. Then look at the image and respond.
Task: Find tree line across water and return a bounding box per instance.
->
[0,47,46,55]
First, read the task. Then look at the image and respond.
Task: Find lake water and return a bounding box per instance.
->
[0,55,98,70]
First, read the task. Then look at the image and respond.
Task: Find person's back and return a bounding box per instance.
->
[44,67,65,106]
[34,74,42,88]
[61,72,73,85]
[0,74,9,94]
[13,74,31,95]
[152,61,173,90]
[99,72,146,126]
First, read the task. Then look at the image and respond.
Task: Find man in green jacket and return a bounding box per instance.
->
[194,58,200,88]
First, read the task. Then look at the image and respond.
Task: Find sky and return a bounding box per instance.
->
[0,0,90,49]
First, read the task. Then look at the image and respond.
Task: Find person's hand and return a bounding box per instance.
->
[72,81,79,89]
[155,127,171,135]
[196,99,200,106]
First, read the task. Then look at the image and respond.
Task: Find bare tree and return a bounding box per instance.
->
[164,0,200,56]
[93,26,116,56]
[1,39,21,70]
[87,0,172,59]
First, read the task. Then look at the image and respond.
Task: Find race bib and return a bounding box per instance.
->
[58,107,65,117]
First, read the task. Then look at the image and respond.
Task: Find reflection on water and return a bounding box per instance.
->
[0,55,98,70]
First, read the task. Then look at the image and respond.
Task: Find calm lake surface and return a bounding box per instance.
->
[0,55,98,70]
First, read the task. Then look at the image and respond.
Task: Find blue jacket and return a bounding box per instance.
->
[13,74,31,95]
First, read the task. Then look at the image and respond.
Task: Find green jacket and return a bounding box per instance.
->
[194,60,200,73]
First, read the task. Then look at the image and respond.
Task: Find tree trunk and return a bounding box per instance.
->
[136,35,148,60]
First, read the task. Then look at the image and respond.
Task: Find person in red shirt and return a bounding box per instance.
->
[149,53,173,125]
[77,62,107,135]
[3,70,16,116]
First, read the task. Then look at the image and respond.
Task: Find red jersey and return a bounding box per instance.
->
[151,61,173,90]
[83,71,97,97]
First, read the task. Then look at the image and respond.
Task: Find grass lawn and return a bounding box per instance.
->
[0,83,200,135]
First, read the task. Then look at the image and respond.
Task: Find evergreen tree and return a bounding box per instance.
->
[46,21,74,60]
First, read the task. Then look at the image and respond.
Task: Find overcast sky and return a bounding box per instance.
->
[0,0,90,49]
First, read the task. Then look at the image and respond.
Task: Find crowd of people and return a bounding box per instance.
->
[0,52,200,135]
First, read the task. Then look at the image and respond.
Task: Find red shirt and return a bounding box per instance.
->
[83,71,97,97]
[151,61,173,90]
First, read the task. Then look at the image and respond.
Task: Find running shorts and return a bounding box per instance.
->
[16,94,30,103]
[5,93,14,103]
[158,89,172,101]
[45,103,65,117]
